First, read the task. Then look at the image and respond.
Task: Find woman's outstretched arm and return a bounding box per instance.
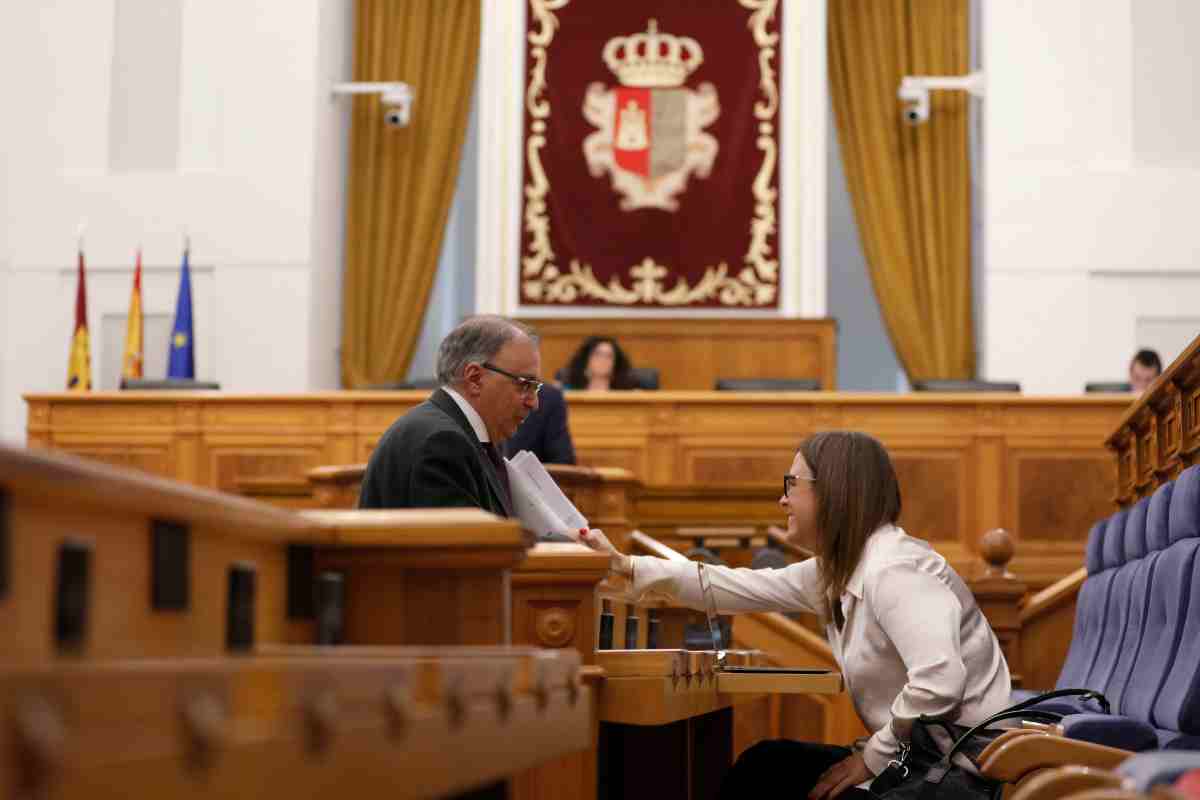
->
[580,528,826,616]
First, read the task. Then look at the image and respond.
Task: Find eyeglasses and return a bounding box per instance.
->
[783,473,816,496]
[481,362,544,397]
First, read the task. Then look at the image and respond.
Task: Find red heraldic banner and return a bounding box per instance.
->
[520,1,782,309]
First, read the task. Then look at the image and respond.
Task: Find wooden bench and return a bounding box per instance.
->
[0,648,587,799]
[0,443,598,798]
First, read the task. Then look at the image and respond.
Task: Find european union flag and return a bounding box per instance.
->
[167,248,194,379]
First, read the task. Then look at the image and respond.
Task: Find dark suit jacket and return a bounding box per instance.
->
[502,383,576,465]
[357,388,513,517]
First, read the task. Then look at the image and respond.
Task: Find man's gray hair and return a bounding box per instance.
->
[436,315,538,386]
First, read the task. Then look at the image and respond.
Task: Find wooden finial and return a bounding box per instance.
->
[979,528,1015,578]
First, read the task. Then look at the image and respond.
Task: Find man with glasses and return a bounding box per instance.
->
[358,315,544,517]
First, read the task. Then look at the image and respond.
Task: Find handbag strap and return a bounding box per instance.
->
[1003,687,1110,715]
[920,689,1109,783]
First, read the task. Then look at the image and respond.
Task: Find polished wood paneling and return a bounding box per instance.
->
[26,391,1131,588]
[517,317,837,390]
[1109,332,1200,505]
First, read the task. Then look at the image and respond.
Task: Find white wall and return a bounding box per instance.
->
[0,0,353,444]
[983,0,1200,392]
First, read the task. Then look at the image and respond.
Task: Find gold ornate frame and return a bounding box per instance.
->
[521,0,781,308]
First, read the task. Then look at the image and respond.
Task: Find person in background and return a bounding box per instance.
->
[579,431,1011,799]
[562,336,639,390]
[1129,349,1163,394]
[503,382,576,465]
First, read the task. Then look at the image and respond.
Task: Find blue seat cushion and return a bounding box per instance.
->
[1163,733,1200,750]
[1061,713,1159,751]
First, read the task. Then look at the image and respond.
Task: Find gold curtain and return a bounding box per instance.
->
[828,0,974,381]
[341,0,480,388]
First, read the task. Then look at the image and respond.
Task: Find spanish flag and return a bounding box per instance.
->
[66,248,91,391]
[120,249,144,385]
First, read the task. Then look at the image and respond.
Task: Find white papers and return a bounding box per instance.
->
[504,450,588,541]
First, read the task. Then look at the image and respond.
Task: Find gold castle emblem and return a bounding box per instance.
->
[582,18,720,212]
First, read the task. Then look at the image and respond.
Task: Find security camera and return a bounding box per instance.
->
[897,72,984,125]
[331,81,415,128]
[898,81,930,125]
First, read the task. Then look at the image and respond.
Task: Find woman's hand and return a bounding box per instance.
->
[809,751,873,800]
[579,528,633,578]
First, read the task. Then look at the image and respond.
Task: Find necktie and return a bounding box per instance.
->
[832,597,846,632]
[480,442,512,508]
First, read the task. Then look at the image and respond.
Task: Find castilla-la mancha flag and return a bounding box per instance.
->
[519,2,783,310]
[66,248,91,391]
[120,249,144,385]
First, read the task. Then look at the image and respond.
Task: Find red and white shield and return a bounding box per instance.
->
[612,87,687,179]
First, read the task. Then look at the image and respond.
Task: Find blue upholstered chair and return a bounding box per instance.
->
[1147,465,1200,749]
[1014,514,1125,712]
[1052,519,1120,693]
[1060,466,1200,751]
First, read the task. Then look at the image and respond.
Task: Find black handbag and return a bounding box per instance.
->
[868,688,1110,799]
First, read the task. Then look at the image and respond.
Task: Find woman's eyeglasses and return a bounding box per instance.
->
[783,474,816,496]
[481,362,544,397]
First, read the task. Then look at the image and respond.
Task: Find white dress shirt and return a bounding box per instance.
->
[443,386,490,443]
[628,524,1011,775]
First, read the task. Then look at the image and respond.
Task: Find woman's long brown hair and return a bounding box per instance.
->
[798,431,902,610]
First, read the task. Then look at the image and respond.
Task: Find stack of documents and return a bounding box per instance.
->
[504,450,588,542]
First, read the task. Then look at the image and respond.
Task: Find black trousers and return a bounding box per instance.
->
[719,740,875,799]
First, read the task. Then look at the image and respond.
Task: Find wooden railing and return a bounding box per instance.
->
[1108,332,1200,505]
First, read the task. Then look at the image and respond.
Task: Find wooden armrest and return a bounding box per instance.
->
[978,728,1043,762]
[1019,566,1087,623]
[1021,720,1059,732]
[979,731,1132,783]
[1057,791,1142,800]
[1009,765,1122,800]
[579,665,606,685]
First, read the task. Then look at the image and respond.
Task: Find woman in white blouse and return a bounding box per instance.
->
[581,431,1011,800]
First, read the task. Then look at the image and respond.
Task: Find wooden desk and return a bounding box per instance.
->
[24,391,1131,588]
[593,649,840,800]
[516,317,838,390]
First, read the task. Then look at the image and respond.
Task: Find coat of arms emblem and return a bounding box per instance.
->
[582,19,720,212]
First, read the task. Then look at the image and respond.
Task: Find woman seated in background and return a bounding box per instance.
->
[581,431,1011,800]
[561,336,639,391]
